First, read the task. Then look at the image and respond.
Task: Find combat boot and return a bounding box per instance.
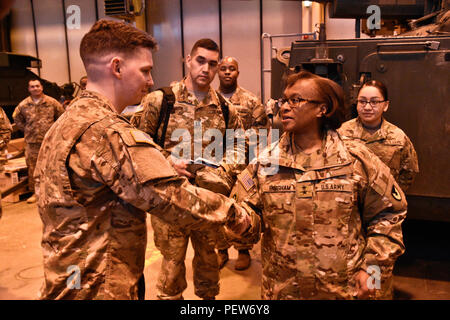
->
[217,249,229,269]
[235,249,251,270]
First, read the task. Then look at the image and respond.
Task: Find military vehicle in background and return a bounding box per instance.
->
[269,0,449,222]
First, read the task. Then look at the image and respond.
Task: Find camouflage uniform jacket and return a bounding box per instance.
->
[133,80,246,195]
[0,107,12,218]
[221,86,268,131]
[231,130,407,299]
[34,90,240,300]
[13,94,65,144]
[0,107,12,154]
[338,117,419,191]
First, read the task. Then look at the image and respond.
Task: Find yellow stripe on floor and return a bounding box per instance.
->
[145,241,162,268]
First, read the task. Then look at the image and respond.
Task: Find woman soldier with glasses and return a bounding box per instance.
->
[339,80,419,194]
[229,71,408,299]
[338,80,419,299]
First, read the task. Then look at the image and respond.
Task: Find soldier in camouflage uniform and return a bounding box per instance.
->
[34,20,251,300]
[217,57,268,132]
[0,106,13,218]
[132,40,245,300]
[216,56,269,270]
[338,80,419,192]
[13,79,65,203]
[230,71,407,299]
[0,107,12,164]
[338,80,419,299]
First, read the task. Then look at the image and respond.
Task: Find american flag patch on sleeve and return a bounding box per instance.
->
[239,169,255,192]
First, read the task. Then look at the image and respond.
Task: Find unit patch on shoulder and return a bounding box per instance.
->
[130,130,154,145]
[392,185,402,201]
[239,169,256,192]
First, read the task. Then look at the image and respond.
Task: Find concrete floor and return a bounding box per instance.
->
[0,200,449,300]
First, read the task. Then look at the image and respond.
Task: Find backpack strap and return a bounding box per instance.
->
[216,91,229,129]
[154,87,175,148]
[216,91,231,156]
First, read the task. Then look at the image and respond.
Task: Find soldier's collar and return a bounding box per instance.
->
[27,95,44,104]
[79,90,117,114]
[219,85,238,96]
[357,117,388,141]
[179,79,219,106]
[277,131,351,171]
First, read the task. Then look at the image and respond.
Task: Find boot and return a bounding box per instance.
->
[235,249,251,270]
[27,194,36,203]
[217,249,229,269]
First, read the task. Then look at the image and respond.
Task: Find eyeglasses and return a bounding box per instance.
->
[276,97,322,108]
[357,99,386,108]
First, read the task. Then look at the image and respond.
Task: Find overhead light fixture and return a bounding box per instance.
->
[303,1,312,8]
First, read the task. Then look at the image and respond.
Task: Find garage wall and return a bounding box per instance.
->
[148,0,304,101]
[8,1,346,101]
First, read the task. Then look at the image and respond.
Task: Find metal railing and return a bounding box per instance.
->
[260,32,317,102]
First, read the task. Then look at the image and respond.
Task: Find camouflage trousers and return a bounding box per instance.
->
[25,143,41,192]
[151,215,220,299]
[215,225,253,251]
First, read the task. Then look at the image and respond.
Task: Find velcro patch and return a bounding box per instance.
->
[316,182,352,193]
[130,130,154,145]
[269,184,293,192]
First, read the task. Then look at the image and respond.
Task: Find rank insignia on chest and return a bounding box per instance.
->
[296,183,313,198]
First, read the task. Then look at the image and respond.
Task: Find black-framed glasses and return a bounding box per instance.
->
[357,99,387,108]
[276,97,322,108]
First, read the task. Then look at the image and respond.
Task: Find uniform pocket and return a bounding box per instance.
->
[261,179,296,256]
[261,181,296,216]
[313,179,354,279]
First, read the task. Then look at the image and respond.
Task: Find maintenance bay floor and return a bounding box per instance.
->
[0,200,449,300]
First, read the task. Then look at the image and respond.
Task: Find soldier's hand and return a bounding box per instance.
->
[168,155,193,178]
[195,166,232,196]
[225,205,251,238]
[355,269,376,299]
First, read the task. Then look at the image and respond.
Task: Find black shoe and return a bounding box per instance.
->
[217,249,229,269]
[235,250,251,270]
